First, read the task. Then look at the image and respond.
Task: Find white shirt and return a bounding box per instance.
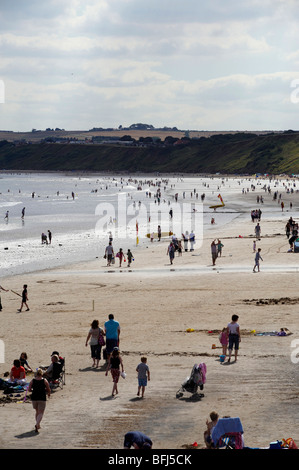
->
[227,322,239,335]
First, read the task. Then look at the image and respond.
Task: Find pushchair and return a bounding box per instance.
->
[176,363,206,399]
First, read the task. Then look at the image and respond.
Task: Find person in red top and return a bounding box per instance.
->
[9,359,26,383]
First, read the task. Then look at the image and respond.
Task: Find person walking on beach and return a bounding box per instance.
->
[182,231,189,252]
[105,347,124,397]
[126,249,133,267]
[226,314,241,363]
[105,242,114,267]
[157,225,161,241]
[48,230,52,244]
[136,357,150,398]
[255,222,261,240]
[104,314,120,359]
[17,284,29,312]
[85,319,105,368]
[21,207,25,219]
[167,242,175,265]
[4,210,9,221]
[253,248,263,272]
[211,240,218,266]
[217,239,224,257]
[116,248,124,267]
[189,231,195,251]
[0,285,9,311]
[28,368,51,433]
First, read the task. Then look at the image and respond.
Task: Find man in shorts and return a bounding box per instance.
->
[104,314,120,358]
[105,242,114,266]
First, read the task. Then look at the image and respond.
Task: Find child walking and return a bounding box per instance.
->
[18,284,29,312]
[116,248,124,267]
[126,249,133,267]
[136,357,150,398]
[253,248,263,272]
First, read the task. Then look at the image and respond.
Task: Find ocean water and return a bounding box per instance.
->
[0,172,297,277]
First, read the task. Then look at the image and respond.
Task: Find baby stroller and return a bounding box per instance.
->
[176,363,206,399]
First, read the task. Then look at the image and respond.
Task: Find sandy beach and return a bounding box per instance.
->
[0,181,299,451]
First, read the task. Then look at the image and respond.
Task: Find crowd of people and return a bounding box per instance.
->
[2,350,64,433]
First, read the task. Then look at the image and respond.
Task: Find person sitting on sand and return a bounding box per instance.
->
[276,328,291,336]
[204,411,219,448]
[19,352,33,372]
[9,359,26,385]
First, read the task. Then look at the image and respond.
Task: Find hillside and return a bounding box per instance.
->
[0,131,299,175]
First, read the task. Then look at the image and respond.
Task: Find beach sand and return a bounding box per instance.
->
[0,188,299,450]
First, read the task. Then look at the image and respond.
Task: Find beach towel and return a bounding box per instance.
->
[212,418,243,445]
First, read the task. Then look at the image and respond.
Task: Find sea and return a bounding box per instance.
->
[0,171,297,278]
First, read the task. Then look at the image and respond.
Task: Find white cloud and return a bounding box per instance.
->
[0,0,299,131]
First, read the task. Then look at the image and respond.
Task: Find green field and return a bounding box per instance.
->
[0,131,299,175]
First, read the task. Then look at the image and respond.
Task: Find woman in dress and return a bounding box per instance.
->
[105,347,124,396]
[85,319,105,368]
[28,368,51,432]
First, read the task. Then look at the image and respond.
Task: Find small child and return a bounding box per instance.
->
[18,284,29,312]
[19,352,33,372]
[217,239,224,257]
[219,327,228,356]
[116,248,124,267]
[136,357,150,398]
[127,249,133,267]
[253,248,263,272]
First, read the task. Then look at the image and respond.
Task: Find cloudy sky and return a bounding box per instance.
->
[1,0,299,132]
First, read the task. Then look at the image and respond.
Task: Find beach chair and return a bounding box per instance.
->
[211,417,244,449]
[49,358,65,390]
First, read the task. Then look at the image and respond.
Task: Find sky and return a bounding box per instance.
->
[1,0,299,132]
